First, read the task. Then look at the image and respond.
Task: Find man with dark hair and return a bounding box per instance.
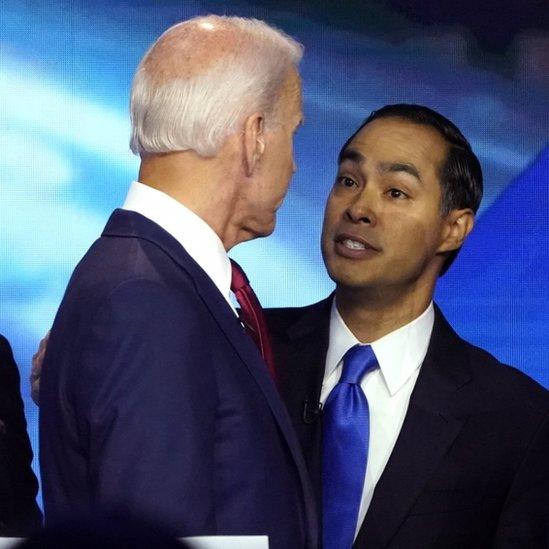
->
[338,104,484,275]
[268,104,549,548]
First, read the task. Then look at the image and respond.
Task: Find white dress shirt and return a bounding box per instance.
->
[322,299,435,539]
[122,181,236,313]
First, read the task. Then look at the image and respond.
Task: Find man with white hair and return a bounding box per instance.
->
[39,16,318,547]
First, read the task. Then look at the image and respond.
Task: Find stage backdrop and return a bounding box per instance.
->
[1,0,547,507]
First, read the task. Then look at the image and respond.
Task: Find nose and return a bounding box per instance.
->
[345,187,377,226]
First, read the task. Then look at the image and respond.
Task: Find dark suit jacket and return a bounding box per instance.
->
[39,209,318,548]
[0,334,42,535]
[267,297,549,548]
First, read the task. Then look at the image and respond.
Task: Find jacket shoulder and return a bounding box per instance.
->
[266,298,332,338]
[455,334,549,414]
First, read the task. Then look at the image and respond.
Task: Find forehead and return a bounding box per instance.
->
[345,117,448,172]
[278,68,302,119]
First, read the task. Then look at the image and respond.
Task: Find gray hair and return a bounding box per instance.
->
[130,16,303,157]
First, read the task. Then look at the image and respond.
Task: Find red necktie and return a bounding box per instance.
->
[230,259,277,384]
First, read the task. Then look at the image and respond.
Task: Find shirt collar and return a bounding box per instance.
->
[122,181,232,305]
[326,298,435,396]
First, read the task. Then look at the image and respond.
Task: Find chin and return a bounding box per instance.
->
[247,223,275,240]
[326,260,375,290]
[260,225,276,238]
[243,212,277,241]
[324,261,347,286]
[260,216,277,237]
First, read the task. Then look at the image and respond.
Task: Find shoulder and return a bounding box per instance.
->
[266,297,333,338]
[0,334,11,358]
[105,275,197,309]
[0,335,17,379]
[77,231,186,282]
[65,233,201,321]
[461,337,549,413]
[433,308,549,418]
[85,277,213,347]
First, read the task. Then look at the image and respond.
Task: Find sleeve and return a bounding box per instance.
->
[494,408,549,548]
[0,335,43,535]
[72,278,219,536]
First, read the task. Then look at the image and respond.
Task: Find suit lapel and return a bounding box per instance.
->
[354,306,473,548]
[103,210,318,544]
[273,297,333,507]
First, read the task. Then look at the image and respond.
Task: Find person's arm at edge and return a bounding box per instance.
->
[0,334,42,535]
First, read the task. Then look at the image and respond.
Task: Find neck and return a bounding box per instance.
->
[335,280,435,342]
[138,145,244,250]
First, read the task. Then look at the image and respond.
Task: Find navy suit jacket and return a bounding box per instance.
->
[40,209,318,548]
[267,297,549,548]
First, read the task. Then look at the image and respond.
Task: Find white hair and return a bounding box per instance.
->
[130,16,303,157]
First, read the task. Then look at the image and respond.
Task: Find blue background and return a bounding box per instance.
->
[1,1,547,504]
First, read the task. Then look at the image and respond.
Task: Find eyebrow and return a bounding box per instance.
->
[338,148,422,183]
[338,148,365,165]
[379,161,422,182]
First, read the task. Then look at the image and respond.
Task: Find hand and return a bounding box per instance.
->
[30,330,50,406]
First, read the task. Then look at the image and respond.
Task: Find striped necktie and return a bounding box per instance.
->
[230,259,277,383]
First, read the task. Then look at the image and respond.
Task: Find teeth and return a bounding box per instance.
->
[342,238,366,250]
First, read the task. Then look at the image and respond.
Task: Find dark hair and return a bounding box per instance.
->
[339,104,483,275]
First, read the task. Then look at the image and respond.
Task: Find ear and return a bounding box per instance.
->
[437,208,475,253]
[242,112,265,177]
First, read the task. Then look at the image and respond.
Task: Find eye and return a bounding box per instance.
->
[387,188,408,199]
[336,176,358,188]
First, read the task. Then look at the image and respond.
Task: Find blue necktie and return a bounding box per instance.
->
[322,344,378,549]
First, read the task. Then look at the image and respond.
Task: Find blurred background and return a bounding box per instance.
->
[1,0,548,506]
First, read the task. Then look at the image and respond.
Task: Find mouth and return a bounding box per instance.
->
[334,233,380,258]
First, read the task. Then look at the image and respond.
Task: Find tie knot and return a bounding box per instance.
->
[340,344,378,385]
[230,259,250,292]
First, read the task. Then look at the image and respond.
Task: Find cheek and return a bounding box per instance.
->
[386,212,442,257]
[273,139,294,183]
[321,196,344,256]
[284,142,294,173]
[322,196,338,234]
